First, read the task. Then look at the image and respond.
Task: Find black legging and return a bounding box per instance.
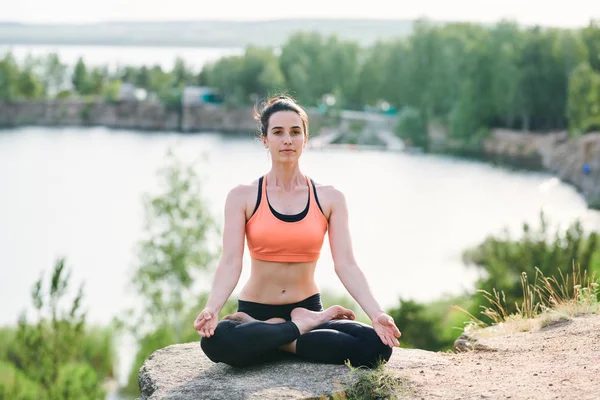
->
[200,293,393,368]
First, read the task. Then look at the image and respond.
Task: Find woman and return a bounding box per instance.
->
[194,95,401,368]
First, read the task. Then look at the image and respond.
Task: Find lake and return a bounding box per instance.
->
[2,126,599,331]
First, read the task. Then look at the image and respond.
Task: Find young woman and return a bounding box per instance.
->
[194,95,401,368]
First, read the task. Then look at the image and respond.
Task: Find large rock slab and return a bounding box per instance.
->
[138,343,447,399]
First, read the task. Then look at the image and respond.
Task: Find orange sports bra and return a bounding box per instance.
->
[245,175,328,262]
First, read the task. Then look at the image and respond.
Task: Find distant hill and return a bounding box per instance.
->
[0,19,430,48]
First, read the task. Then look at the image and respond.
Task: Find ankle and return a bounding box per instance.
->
[265,317,286,324]
[291,320,308,335]
[278,340,297,353]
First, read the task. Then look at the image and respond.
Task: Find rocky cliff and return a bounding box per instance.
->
[483,129,600,208]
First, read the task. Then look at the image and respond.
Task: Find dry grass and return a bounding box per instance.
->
[455,263,599,337]
[323,361,413,400]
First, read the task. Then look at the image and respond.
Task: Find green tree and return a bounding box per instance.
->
[488,21,523,128]
[72,57,89,95]
[355,41,390,107]
[199,56,245,104]
[171,57,193,89]
[4,258,108,400]
[122,148,224,395]
[582,20,600,72]
[279,32,331,105]
[449,79,485,146]
[0,52,20,101]
[395,106,428,150]
[17,67,44,99]
[567,62,600,135]
[42,53,67,98]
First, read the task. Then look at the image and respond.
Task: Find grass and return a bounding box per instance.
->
[322,361,413,400]
[454,263,600,337]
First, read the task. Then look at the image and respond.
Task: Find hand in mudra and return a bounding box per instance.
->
[194,308,218,338]
[372,313,401,348]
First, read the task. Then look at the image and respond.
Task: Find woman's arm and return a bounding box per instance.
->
[327,187,401,347]
[327,188,384,320]
[194,185,246,336]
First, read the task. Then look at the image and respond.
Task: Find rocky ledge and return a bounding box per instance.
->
[139,315,600,399]
[137,344,444,399]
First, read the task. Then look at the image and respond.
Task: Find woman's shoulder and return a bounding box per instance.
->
[311,179,346,205]
[225,178,262,206]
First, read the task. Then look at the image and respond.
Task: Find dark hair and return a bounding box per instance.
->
[253,95,309,137]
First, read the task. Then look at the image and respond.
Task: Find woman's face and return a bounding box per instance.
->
[263,111,307,162]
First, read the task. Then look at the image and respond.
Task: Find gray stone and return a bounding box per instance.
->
[138,343,447,400]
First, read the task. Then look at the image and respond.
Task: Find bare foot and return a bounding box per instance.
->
[222,312,286,324]
[222,312,255,323]
[290,305,355,334]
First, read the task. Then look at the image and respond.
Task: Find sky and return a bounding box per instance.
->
[2,0,599,28]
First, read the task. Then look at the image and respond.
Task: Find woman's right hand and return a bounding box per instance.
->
[194,308,218,338]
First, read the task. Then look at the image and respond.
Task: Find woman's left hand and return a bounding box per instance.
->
[372,313,401,348]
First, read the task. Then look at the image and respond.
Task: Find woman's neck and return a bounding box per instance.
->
[267,165,305,192]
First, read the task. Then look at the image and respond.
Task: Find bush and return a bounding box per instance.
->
[462,211,599,320]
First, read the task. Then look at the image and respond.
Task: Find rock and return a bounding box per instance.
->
[138,343,448,400]
[454,334,498,353]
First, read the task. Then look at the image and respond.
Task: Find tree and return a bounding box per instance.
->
[355,41,391,107]
[4,258,107,400]
[582,20,600,72]
[241,46,286,101]
[170,57,193,89]
[567,62,600,135]
[0,52,20,101]
[72,57,89,95]
[18,67,44,99]
[395,106,428,150]
[122,148,225,395]
[42,53,67,98]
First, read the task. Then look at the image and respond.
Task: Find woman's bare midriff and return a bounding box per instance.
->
[238,259,320,304]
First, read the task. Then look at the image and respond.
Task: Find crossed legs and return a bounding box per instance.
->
[200,305,393,368]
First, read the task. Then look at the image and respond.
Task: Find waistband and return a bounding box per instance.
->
[237,293,323,321]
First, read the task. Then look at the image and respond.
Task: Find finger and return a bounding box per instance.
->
[379,333,390,347]
[194,316,205,329]
[385,335,393,348]
[387,319,401,336]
